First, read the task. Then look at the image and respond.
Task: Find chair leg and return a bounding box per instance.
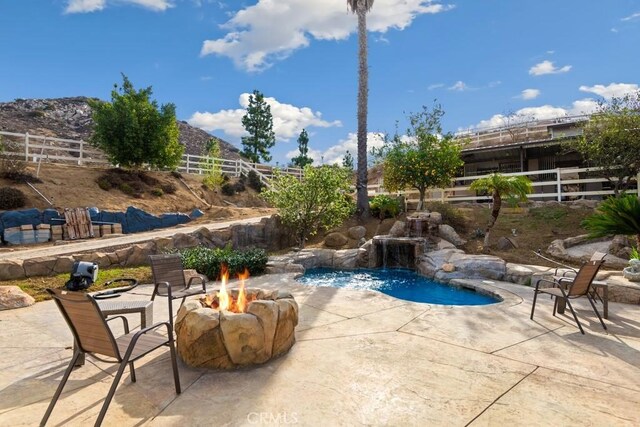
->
[587,295,607,331]
[179,296,187,308]
[40,350,83,427]
[95,357,130,427]
[167,298,174,329]
[129,362,136,383]
[168,337,181,394]
[530,290,539,320]
[564,299,585,335]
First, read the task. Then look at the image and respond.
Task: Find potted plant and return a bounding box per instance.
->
[624,247,640,281]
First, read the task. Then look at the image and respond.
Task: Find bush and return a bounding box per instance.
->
[150,188,164,197]
[178,246,268,280]
[96,176,112,191]
[221,183,236,196]
[222,174,231,183]
[247,170,265,192]
[369,195,402,220]
[118,182,135,196]
[233,181,246,193]
[424,201,467,232]
[0,187,27,210]
[161,182,177,194]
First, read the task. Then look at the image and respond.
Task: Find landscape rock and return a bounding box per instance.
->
[442,263,455,272]
[324,232,348,248]
[348,226,367,240]
[333,249,360,269]
[23,257,57,277]
[438,224,467,247]
[497,236,518,251]
[389,221,406,237]
[124,243,154,266]
[0,286,35,310]
[0,260,25,281]
[505,263,534,285]
[172,233,200,249]
[374,218,397,236]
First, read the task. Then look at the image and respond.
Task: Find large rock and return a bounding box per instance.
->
[124,243,153,266]
[172,233,200,249]
[348,226,367,240]
[324,232,348,248]
[438,224,467,247]
[0,286,35,310]
[0,260,25,281]
[333,249,360,269]
[505,263,534,285]
[307,248,335,267]
[497,236,518,251]
[389,221,406,237]
[23,257,57,277]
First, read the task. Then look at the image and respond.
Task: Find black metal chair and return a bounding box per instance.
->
[148,253,207,328]
[530,260,606,334]
[41,288,181,427]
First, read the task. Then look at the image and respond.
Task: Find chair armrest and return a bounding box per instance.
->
[121,321,173,360]
[534,277,557,291]
[153,281,173,299]
[105,315,130,334]
[187,275,207,292]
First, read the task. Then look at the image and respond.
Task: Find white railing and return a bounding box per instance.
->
[0,131,303,182]
[368,167,640,204]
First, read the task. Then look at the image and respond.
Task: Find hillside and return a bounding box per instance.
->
[0,97,241,159]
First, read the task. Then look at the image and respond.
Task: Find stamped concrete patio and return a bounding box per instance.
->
[1,274,639,426]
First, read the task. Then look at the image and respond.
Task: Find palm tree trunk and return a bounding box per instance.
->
[483,191,502,247]
[355,5,370,219]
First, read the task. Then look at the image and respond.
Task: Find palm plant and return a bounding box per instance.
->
[347,0,374,218]
[581,194,640,248]
[470,173,533,247]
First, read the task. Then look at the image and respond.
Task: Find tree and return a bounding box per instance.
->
[89,74,183,169]
[241,90,276,163]
[202,137,224,190]
[290,129,313,168]
[379,105,464,211]
[569,91,640,195]
[582,195,640,248]
[342,150,354,170]
[262,165,354,248]
[470,173,532,248]
[347,0,374,219]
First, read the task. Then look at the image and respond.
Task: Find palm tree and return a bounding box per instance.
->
[582,195,640,248]
[470,173,533,248]
[347,0,374,219]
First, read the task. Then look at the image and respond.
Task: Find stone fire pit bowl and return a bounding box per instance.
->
[175,288,298,369]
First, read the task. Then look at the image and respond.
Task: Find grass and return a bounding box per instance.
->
[8,265,153,302]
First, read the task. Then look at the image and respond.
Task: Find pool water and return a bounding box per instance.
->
[298,268,499,306]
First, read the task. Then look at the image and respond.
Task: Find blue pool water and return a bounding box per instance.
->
[298,268,499,306]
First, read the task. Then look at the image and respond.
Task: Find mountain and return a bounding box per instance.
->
[0,97,242,160]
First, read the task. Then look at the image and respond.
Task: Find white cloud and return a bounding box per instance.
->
[188,93,342,141]
[579,83,639,99]
[65,0,173,13]
[201,0,454,72]
[621,12,640,21]
[286,132,385,165]
[428,83,444,90]
[529,60,572,76]
[448,81,468,91]
[520,89,541,100]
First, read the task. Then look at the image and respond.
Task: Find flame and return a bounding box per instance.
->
[237,268,250,313]
[217,265,230,311]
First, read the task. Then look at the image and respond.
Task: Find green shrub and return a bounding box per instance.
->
[178,246,268,280]
[233,181,246,193]
[161,182,177,194]
[369,195,402,220]
[0,187,27,210]
[221,183,236,196]
[118,182,135,195]
[424,201,467,232]
[150,188,164,197]
[247,170,265,192]
[96,176,112,191]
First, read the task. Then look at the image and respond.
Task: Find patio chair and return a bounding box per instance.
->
[148,253,207,328]
[41,288,180,427]
[530,259,606,334]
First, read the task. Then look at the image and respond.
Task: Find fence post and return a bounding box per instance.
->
[78,140,84,165]
[637,172,640,200]
[556,168,562,202]
[24,133,29,160]
[186,155,191,174]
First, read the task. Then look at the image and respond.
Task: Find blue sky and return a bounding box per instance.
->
[1,0,639,166]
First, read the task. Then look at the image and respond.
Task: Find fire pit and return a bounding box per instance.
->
[174,268,298,369]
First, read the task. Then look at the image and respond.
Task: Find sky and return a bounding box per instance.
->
[1,0,639,166]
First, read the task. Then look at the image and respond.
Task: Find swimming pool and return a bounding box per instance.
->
[298,268,499,306]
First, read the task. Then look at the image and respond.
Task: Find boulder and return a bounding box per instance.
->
[333,249,360,269]
[610,235,631,258]
[172,233,200,249]
[436,239,456,250]
[438,224,467,246]
[389,221,406,237]
[374,218,396,236]
[505,263,534,285]
[23,257,57,277]
[497,236,518,251]
[0,286,35,310]
[347,226,367,240]
[448,253,506,281]
[442,263,455,272]
[124,243,153,266]
[153,237,174,253]
[324,232,348,248]
[0,260,25,281]
[52,256,76,275]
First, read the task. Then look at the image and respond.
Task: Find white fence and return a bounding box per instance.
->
[368,167,640,204]
[0,131,302,185]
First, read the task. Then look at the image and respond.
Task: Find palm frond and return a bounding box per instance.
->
[581,195,640,239]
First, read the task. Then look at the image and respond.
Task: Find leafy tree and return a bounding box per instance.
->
[241,90,275,163]
[470,173,532,248]
[262,165,354,248]
[202,137,224,190]
[582,195,640,248]
[347,0,374,219]
[569,91,640,195]
[342,150,354,170]
[290,129,313,168]
[89,74,183,169]
[378,105,464,211]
